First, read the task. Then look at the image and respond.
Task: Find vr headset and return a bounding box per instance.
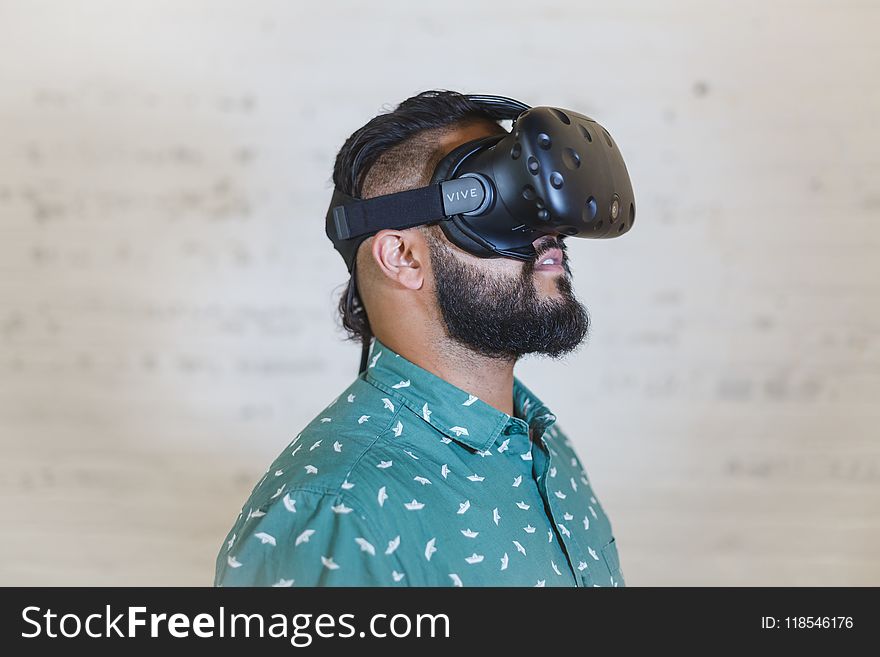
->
[325,93,636,373]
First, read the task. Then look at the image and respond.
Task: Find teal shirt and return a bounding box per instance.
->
[215,337,624,587]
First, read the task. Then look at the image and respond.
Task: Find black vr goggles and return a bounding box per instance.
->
[326,93,636,270]
[325,93,636,373]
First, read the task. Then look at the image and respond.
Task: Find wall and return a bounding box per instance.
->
[0,0,877,585]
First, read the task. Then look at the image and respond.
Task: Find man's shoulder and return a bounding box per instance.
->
[238,378,405,515]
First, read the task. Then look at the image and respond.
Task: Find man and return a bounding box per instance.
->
[214,90,624,587]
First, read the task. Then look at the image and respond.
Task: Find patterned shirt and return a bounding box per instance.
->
[214,336,625,587]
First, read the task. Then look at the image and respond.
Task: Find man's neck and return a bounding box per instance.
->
[376,332,517,417]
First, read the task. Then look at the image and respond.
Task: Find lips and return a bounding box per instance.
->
[534,247,564,270]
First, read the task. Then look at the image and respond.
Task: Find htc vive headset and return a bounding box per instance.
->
[325,93,636,373]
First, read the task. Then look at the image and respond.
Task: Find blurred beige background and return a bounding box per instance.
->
[0,0,877,586]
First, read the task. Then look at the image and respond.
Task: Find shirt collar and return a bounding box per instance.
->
[363,337,558,452]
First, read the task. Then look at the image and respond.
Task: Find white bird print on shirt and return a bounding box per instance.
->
[382,398,395,411]
[404,450,419,460]
[354,537,376,555]
[385,535,400,555]
[440,437,452,444]
[500,553,509,570]
[589,505,598,519]
[441,464,450,479]
[333,441,343,452]
[291,445,302,457]
[321,556,339,570]
[370,351,382,368]
[227,555,243,568]
[465,553,484,564]
[357,415,370,424]
[341,479,354,490]
[512,475,522,487]
[516,501,530,510]
[563,512,574,521]
[304,465,318,474]
[282,493,297,513]
[392,420,403,437]
[274,469,284,476]
[493,508,501,525]
[331,503,353,514]
[477,449,493,457]
[523,524,536,533]
[549,466,557,477]
[457,500,470,514]
[227,533,236,550]
[404,499,425,511]
[535,579,546,587]
[570,476,578,492]
[449,573,463,587]
[422,403,431,421]
[272,578,294,587]
[310,440,322,451]
[513,540,527,556]
[392,379,410,389]
[461,528,479,538]
[377,486,388,507]
[376,460,392,469]
[392,571,405,582]
[425,538,437,560]
[558,523,571,538]
[463,394,479,406]
[347,394,356,402]
[498,438,510,453]
[583,515,590,530]
[270,485,284,499]
[554,490,567,499]
[467,474,485,482]
[320,417,332,423]
[449,426,469,437]
[588,546,599,560]
[521,451,533,461]
[413,475,432,486]
[551,561,562,576]
[577,561,588,571]
[295,529,315,546]
[548,531,553,543]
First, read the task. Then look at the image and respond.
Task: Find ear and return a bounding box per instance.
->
[369,229,426,291]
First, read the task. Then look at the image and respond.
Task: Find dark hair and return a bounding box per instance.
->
[330,89,508,349]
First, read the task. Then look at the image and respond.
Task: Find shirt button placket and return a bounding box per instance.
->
[532,431,581,586]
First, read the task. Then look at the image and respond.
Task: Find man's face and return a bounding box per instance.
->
[413,120,590,361]
[423,225,590,361]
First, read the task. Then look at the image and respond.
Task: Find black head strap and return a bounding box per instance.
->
[326,185,446,273]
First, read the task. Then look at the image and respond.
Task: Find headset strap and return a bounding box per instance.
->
[327,174,491,243]
[327,185,446,241]
[463,94,531,117]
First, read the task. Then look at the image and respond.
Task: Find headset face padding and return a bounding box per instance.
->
[429,133,539,260]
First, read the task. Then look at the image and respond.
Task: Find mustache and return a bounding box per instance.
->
[533,235,568,260]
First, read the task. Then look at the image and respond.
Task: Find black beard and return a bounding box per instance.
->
[425,229,590,361]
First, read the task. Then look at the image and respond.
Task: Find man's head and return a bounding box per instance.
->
[330,89,590,362]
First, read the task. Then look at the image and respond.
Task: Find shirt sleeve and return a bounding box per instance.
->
[215,488,406,587]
